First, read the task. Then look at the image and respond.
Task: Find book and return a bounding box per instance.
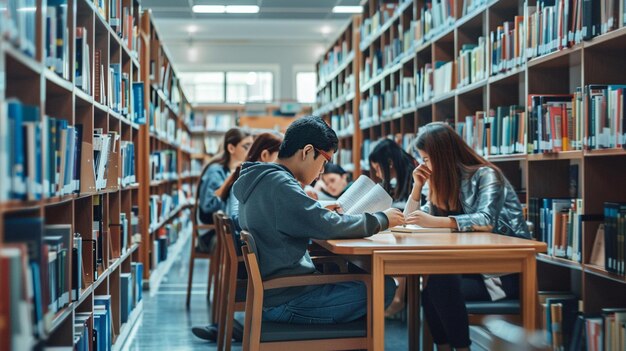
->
[318,175,393,215]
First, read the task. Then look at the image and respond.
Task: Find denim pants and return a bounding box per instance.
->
[262,276,397,324]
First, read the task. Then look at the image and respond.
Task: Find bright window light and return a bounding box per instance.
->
[225,5,259,13]
[332,6,362,13]
[192,5,226,13]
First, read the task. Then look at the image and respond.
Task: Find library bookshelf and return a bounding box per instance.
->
[317,0,626,345]
[0,1,197,349]
[315,15,363,174]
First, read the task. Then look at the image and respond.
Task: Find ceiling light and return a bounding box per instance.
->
[320,26,332,35]
[192,5,226,13]
[225,5,259,13]
[187,25,198,33]
[332,6,362,13]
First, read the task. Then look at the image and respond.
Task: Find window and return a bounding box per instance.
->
[180,71,273,104]
[296,72,316,104]
[179,72,224,103]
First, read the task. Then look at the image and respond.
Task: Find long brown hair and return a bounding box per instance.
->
[209,127,251,168]
[415,122,502,212]
[220,132,283,200]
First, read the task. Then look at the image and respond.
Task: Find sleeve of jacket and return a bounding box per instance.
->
[274,179,388,240]
[403,198,432,217]
[449,167,505,232]
[198,166,227,220]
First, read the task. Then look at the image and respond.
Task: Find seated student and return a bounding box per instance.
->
[192,132,283,343]
[318,162,352,199]
[368,138,418,208]
[404,122,531,351]
[232,116,404,324]
[196,128,253,252]
[368,138,419,317]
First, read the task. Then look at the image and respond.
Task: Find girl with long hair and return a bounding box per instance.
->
[196,128,253,251]
[368,138,418,203]
[405,122,530,351]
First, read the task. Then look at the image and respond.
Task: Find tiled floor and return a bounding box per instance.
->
[124,236,410,350]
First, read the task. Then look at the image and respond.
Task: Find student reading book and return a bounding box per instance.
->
[232,116,403,324]
[404,122,531,351]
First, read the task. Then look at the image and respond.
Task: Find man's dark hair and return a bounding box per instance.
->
[278,115,338,159]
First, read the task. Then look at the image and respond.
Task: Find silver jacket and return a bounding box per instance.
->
[405,166,531,239]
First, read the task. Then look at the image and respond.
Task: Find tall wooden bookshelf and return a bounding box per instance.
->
[0,1,196,349]
[318,0,626,341]
[314,15,363,175]
[140,10,195,290]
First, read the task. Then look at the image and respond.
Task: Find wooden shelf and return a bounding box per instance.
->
[316,51,355,93]
[537,253,582,271]
[148,203,193,235]
[359,0,413,51]
[584,264,626,284]
[527,44,582,68]
[527,151,583,161]
[584,148,626,157]
[2,42,42,74]
[484,154,527,162]
[46,244,139,336]
[146,226,192,291]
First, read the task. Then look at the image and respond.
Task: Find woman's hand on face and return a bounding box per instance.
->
[412,164,431,189]
[405,210,443,228]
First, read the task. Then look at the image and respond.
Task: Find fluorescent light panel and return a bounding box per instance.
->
[332,5,362,13]
[192,5,259,14]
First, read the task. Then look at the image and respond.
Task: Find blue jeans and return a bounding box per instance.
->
[262,276,397,324]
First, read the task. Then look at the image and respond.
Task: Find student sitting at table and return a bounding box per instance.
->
[192,132,283,343]
[404,122,531,351]
[232,115,404,324]
[368,138,420,317]
[315,162,352,199]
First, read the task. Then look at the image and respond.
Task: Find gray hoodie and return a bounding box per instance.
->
[232,162,389,307]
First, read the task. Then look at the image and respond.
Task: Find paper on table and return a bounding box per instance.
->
[344,183,393,215]
[390,224,452,233]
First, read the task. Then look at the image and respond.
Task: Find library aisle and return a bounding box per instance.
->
[123,236,410,351]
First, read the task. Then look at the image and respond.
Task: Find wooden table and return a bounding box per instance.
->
[314,232,547,351]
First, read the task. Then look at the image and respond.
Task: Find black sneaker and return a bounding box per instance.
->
[191,321,244,342]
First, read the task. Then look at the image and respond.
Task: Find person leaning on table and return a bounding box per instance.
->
[403,122,531,351]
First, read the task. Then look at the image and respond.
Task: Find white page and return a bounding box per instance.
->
[336,175,376,212]
[345,184,393,215]
[390,224,452,233]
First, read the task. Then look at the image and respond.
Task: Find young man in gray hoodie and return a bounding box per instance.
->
[232,115,404,324]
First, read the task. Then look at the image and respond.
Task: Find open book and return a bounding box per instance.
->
[319,175,393,215]
[390,224,452,234]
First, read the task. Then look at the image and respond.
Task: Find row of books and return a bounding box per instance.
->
[334,148,353,170]
[1,0,37,57]
[539,291,625,351]
[331,112,355,137]
[203,136,222,155]
[1,219,84,344]
[120,141,137,187]
[490,17,525,76]
[457,37,487,88]
[317,41,351,85]
[457,106,527,157]
[462,0,489,16]
[110,0,140,56]
[528,197,584,261]
[360,3,399,44]
[317,74,355,109]
[529,85,626,154]
[525,0,617,61]
[150,150,177,182]
[603,202,626,276]
[152,209,192,269]
[46,0,70,80]
[418,0,455,41]
[196,113,236,132]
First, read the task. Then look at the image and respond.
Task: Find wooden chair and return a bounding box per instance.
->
[186,166,222,316]
[216,214,247,351]
[240,230,372,351]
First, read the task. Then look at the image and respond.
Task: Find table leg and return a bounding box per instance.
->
[522,254,537,331]
[372,254,385,351]
[407,275,420,351]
